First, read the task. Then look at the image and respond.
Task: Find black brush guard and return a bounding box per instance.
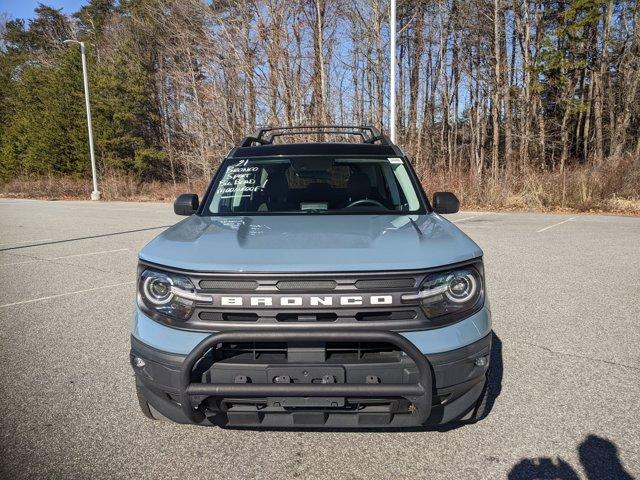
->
[179,330,432,424]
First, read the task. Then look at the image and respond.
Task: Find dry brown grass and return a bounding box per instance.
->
[0,170,209,202]
[417,155,640,215]
[1,156,639,215]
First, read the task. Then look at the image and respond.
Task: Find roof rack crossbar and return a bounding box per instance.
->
[239,125,390,147]
[270,129,367,140]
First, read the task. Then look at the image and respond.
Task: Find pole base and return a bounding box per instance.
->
[90,191,101,201]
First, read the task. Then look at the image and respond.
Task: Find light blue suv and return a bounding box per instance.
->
[131,126,492,428]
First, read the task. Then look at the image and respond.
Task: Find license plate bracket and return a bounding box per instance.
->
[266,365,345,407]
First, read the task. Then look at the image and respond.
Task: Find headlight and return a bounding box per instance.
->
[403,266,483,318]
[138,268,199,321]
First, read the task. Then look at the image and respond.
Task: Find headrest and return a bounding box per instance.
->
[264,174,288,198]
[347,172,371,199]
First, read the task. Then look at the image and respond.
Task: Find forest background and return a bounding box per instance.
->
[0,0,638,213]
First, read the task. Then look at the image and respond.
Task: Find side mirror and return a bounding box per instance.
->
[432,192,459,214]
[174,193,199,216]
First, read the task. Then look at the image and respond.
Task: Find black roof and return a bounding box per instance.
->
[229,142,401,159]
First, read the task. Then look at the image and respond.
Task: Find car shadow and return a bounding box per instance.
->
[479,330,503,419]
[220,331,504,434]
[508,435,635,480]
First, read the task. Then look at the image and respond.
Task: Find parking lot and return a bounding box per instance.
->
[0,198,638,479]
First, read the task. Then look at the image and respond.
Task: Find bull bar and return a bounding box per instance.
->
[179,329,433,424]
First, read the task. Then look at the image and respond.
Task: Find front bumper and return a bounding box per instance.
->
[132,305,492,355]
[131,330,492,428]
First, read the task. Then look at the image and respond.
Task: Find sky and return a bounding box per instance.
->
[1,0,87,20]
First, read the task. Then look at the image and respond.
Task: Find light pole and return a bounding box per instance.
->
[389,0,396,143]
[64,39,100,200]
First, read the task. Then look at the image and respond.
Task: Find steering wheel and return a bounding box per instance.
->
[346,198,387,209]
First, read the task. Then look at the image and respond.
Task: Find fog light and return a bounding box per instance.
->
[474,356,487,367]
[134,357,146,368]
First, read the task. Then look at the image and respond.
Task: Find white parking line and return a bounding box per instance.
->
[536,217,576,233]
[0,199,51,204]
[452,213,487,223]
[0,281,135,308]
[0,201,169,212]
[51,248,129,260]
[0,238,53,247]
[0,248,129,267]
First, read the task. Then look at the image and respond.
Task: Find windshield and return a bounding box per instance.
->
[205,156,424,215]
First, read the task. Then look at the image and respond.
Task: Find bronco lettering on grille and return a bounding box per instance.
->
[218,295,393,308]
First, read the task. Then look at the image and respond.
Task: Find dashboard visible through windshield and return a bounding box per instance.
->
[205,156,425,215]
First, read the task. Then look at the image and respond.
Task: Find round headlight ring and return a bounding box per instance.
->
[445,272,477,303]
[142,274,174,305]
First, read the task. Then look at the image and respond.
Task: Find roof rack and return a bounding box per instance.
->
[239,125,392,147]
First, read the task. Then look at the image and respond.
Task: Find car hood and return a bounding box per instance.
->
[139,214,482,272]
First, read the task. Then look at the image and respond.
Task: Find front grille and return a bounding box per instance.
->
[198,309,419,323]
[140,259,483,333]
[155,265,467,331]
[199,280,258,290]
[194,274,421,293]
[276,280,337,290]
[355,278,415,289]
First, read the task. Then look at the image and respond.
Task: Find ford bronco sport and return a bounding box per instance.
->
[131,126,492,428]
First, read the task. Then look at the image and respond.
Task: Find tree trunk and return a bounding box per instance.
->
[491,0,502,178]
[408,6,425,147]
[514,0,532,170]
[502,3,513,173]
[312,0,326,129]
[583,72,593,162]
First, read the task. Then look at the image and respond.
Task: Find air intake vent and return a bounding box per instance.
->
[276,280,337,291]
[355,310,417,321]
[214,341,399,363]
[216,342,288,361]
[276,312,337,322]
[325,342,399,361]
[355,278,415,289]
[199,280,258,290]
[199,312,259,322]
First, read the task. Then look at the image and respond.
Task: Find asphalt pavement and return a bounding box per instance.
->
[0,199,638,479]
